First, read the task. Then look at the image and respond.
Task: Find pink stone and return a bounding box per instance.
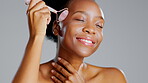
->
[58,10,69,21]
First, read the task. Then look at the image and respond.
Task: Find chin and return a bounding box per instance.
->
[77,51,93,57]
[72,45,98,58]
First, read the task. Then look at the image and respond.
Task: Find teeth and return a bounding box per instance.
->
[80,39,92,43]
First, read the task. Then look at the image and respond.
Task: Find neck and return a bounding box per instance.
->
[54,44,84,71]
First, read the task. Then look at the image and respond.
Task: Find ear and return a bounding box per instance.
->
[52,21,61,36]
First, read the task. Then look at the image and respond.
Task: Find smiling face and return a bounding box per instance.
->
[56,0,105,57]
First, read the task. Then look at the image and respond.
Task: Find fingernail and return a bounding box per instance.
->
[51,70,54,73]
[58,57,61,60]
[51,76,54,79]
[52,62,55,66]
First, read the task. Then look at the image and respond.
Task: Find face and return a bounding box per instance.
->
[56,0,105,57]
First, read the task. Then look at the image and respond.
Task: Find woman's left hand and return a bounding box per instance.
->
[51,57,85,83]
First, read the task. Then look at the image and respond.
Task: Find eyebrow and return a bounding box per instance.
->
[72,11,105,21]
[72,11,88,16]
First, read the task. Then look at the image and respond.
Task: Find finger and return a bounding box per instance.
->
[57,57,77,74]
[34,7,51,24]
[38,7,51,24]
[27,1,46,14]
[51,70,66,82]
[65,80,71,83]
[51,76,62,83]
[47,17,51,25]
[52,62,71,77]
[33,7,51,17]
[28,0,41,11]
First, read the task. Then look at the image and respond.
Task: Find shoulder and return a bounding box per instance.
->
[39,61,51,75]
[39,60,54,76]
[86,64,127,83]
[38,60,54,82]
[100,67,127,83]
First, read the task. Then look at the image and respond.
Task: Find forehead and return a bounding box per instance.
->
[68,0,102,16]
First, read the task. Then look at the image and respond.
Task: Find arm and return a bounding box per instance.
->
[12,35,44,83]
[12,0,51,82]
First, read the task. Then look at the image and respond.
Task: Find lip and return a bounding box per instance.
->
[76,37,95,46]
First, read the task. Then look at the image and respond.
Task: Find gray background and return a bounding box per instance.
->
[0,0,147,83]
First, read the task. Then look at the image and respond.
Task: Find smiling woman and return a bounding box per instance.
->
[12,0,127,83]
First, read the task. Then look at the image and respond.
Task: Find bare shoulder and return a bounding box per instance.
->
[100,67,127,83]
[38,60,54,83]
[86,63,127,83]
[39,61,51,75]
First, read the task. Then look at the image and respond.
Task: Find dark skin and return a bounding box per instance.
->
[38,0,126,83]
[12,0,126,83]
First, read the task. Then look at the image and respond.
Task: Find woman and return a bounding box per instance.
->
[13,0,127,83]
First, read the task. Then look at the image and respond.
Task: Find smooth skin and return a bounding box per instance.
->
[12,0,127,83]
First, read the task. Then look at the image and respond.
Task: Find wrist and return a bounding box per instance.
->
[29,34,45,42]
[30,31,46,38]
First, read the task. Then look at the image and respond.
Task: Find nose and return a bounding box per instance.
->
[82,25,96,35]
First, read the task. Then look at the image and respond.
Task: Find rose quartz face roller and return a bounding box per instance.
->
[25,0,69,22]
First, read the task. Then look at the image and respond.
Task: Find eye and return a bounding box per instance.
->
[96,25,103,28]
[75,19,85,22]
[96,23,103,28]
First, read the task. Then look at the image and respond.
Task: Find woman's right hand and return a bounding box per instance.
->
[27,0,51,38]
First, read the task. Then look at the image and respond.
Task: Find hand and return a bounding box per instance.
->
[27,0,51,37]
[51,57,85,83]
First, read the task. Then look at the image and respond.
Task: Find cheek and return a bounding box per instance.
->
[99,32,103,42]
[97,29,103,39]
[63,23,82,37]
[59,25,77,49]
[95,30,103,47]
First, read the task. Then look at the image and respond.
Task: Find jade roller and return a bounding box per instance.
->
[25,0,69,22]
